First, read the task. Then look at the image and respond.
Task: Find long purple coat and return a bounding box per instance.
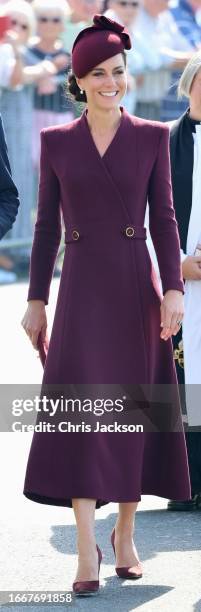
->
[23,107,191,508]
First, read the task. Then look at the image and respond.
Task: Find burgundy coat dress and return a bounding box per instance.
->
[23,106,191,508]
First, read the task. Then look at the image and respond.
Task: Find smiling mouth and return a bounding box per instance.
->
[99,91,119,97]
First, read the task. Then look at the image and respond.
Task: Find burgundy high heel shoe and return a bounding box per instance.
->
[111,528,143,579]
[72,544,102,596]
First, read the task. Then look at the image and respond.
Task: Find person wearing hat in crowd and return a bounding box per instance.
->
[21,14,191,597]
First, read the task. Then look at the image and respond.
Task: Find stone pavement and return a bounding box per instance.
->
[0,479,200,612]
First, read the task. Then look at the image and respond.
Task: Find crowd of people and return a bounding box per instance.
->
[0,0,201,282]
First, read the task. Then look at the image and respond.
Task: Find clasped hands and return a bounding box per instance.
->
[160,289,184,341]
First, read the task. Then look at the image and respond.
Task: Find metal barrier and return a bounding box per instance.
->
[0,238,33,249]
[0,236,65,251]
[0,237,65,267]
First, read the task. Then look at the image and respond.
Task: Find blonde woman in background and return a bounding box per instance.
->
[0,0,60,276]
[30,0,75,176]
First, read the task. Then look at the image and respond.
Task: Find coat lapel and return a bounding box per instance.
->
[79,106,137,224]
[82,106,124,162]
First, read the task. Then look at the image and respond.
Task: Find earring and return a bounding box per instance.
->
[80,89,84,94]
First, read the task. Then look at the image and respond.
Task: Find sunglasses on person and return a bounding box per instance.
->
[10,19,29,30]
[37,16,62,24]
[117,1,139,6]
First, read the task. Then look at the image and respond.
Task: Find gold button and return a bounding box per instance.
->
[72,230,79,240]
[125,226,135,237]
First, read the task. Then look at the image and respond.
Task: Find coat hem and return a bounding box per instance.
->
[23,488,192,509]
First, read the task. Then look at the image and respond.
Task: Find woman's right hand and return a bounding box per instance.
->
[182,255,201,280]
[40,59,57,77]
[21,300,47,350]
[37,75,57,95]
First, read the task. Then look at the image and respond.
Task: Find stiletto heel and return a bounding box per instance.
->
[72,544,102,596]
[111,528,143,579]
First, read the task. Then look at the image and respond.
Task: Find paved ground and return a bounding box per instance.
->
[0,279,201,612]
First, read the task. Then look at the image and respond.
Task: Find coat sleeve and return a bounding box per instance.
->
[148,125,184,295]
[0,115,20,240]
[27,130,62,305]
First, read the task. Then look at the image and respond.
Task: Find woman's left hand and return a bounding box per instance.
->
[160,290,184,341]
[53,54,70,71]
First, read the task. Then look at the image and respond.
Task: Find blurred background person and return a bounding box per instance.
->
[105,0,162,113]
[167,50,201,510]
[161,0,201,121]
[0,0,59,277]
[171,0,201,47]
[132,0,193,120]
[0,113,20,283]
[0,13,18,88]
[197,4,201,23]
[30,0,74,179]
[61,0,104,53]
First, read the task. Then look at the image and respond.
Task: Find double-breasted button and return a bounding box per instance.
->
[72,230,80,240]
[125,226,135,237]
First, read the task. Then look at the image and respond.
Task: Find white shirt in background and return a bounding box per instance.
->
[134,8,192,102]
[0,44,15,89]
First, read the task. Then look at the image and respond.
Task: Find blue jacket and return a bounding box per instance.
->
[0,114,20,240]
[171,0,201,48]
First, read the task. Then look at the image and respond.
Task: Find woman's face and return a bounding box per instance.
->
[143,0,169,17]
[35,10,64,40]
[68,0,104,22]
[77,53,127,111]
[111,0,139,27]
[190,0,201,11]
[9,11,30,44]
[190,68,201,112]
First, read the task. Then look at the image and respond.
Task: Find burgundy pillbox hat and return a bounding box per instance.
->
[71,14,132,78]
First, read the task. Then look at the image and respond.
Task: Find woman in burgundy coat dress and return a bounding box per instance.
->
[21,15,191,596]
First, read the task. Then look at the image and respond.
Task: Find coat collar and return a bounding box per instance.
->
[80,105,128,161]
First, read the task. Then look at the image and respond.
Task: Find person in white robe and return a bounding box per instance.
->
[147,50,201,510]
